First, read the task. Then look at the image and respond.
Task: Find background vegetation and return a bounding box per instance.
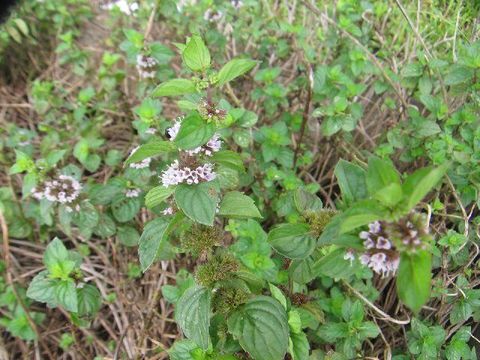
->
[0,0,479,359]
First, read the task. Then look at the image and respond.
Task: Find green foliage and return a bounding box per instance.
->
[1,1,478,358]
[27,238,101,317]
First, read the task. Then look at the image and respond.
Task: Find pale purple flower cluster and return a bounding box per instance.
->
[125,188,141,198]
[204,9,223,22]
[129,146,152,169]
[31,175,82,207]
[344,221,400,278]
[160,160,216,187]
[136,54,157,79]
[166,118,222,156]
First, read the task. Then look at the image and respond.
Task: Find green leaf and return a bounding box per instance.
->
[27,271,57,304]
[168,340,201,360]
[174,113,216,150]
[111,196,141,223]
[175,183,218,226]
[401,163,449,211]
[313,249,358,279]
[289,331,310,360]
[217,58,257,86]
[43,238,69,273]
[182,35,211,72]
[373,183,403,207]
[175,286,211,350]
[138,217,170,271]
[334,160,367,205]
[117,226,140,247]
[269,283,287,310]
[268,224,316,259]
[54,280,78,313]
[125,140,175,165]
[93,214,117,238]
[77,284,101,316]
[145,186,175,208]
[151,78,197,97]
[317,323,349,342]
[339,200,386,234]
[366,156,400,195]
[293,189,323,213]
[444,65,474,85]
[210,150,245,173]
[396,251,432,313]
[218,191,262,218]
[228,296,289,360]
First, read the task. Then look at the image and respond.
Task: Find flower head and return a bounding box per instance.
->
[31,174,82,205]
[136,54,157,79]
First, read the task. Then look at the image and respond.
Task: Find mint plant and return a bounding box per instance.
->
[2,0,480,359]
[27,238,101,323]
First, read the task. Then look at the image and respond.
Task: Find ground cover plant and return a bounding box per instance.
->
[0,0,479,359]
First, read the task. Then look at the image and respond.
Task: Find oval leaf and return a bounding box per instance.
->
[228,296,289,360]
[175,183,218,226]
[268,224,315,259]
[175,286,211,350]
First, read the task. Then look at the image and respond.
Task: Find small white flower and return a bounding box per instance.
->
[162,207,174,215]
[166,118,183,140]
[368,221,381,234]
[363,238,375,249]
[125,188,141,198]
[145,128,157,135]
[231,0,243,9]
[376,237,392,250]
[31,174,82,205]
[343,250,355,264]
[204,8,223,22]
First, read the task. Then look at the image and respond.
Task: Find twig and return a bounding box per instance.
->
[0,211,54,360]
[293,63,313,167]
[342,281,411,325]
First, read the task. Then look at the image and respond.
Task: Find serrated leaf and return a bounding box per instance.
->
[125,140,175,165]
[43,238,69,273]
[218,191,262,218]
[293,188,323,213]
[175,286,211,350]
[145,186,175,208]
[175,183,218,226]
[182,35,211,72]
[289,331,310,360]
[401,162,449,211]
[210,150,245,173]
[77,284,101,316]
[138,217,170,271]
[334,160,367,205]
[366,156,400,195]
[54,280,78,313]
[217,58,256,86]
[397,251,432,313]
[174,113,216,150]
[151,78,197,97]
[111,196,141,223]
[27,271,57,304]
[228,296,289,360]
[268,224,315,259]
